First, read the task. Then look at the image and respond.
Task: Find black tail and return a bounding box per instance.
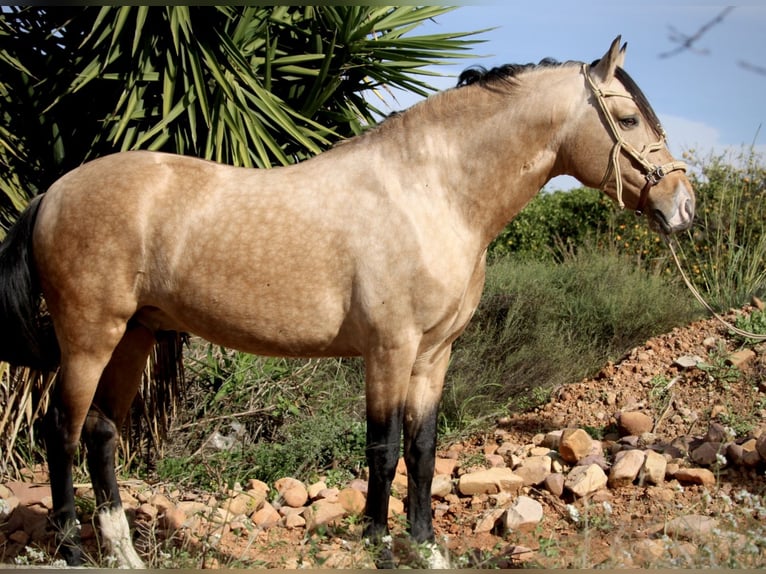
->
[0,195,60,370]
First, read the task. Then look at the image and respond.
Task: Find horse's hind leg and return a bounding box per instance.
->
[82,323,155,569]
[44,349,118,565]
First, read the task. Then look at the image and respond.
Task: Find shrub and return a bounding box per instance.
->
[152,349,367,489]
[490,187,612,261]
[442,245,701,426]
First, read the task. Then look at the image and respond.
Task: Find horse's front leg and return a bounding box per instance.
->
[362,343,417,568]
[403,343,452,568]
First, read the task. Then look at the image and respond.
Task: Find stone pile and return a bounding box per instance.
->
[2,409,764,566]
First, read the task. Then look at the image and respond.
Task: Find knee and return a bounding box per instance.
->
[83,409,119,447]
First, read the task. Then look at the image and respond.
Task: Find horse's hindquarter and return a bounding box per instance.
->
[35,150,484,358]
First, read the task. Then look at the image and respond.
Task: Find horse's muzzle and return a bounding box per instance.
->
[650,181,695,234]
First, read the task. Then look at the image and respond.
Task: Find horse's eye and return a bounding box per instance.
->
[619,116,639,129]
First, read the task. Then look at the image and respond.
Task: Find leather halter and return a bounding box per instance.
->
[582,64,686,215]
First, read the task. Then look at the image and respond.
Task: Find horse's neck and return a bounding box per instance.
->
[380,78,572,249]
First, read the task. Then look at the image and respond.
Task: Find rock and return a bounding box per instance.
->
[316,487,340,502]
[576,453,610,471]
[284,512,306,529]
[756,434,766,460]
[564,464,607,498]
[674,468,716,487]
[431,474,453,498]
[457,467,524,496]
[618,411,653,436]
[252,502,282,529]
[743,448,762,467]
[223,491,264,516]
[348,478,368,494]
[392,472,408,496]
[664,514,719,540]
[9,530,29,545]
[150,492,176,513]
[608,449,645,487]
[307,481,328,500]
[474,508,505,533]
[674,355,703,369]
[176,500,208,518]
[725,442,745,466]
[541,430,563,450]
[434,457,458,476]
[529,446,553,457]
[703,421,730,443]
[136,502,158,521]
[515,455,551,486]
[0,495,19,519]
[388,496,404,517]
[726,349,755,368]
[160,506,187,531]
[543,473,565,497]
[275,477,308,508]
[633,539,666,564]
[246,478,270,495]
[558,429,593,463]
[4,482,52,508]
[504,495,543,532]
[485,453,506,467]
[337,487,365,515]
[641,450,667,485]
[690,442,723,466]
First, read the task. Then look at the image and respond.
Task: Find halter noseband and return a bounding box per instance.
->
[582,64,686,215]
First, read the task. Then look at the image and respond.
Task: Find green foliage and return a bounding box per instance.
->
[490,187,613,261]
[0,6,480,227]
[154,347,367,489]
[443,245,701,424]
[733,308,766,344]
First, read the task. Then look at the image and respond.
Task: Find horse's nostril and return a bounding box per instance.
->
[683,198,694,220]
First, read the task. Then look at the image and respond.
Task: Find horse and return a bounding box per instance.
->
[0,37,693,568]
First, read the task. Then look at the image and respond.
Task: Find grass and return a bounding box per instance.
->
[668,148,766,309]
[442,244,701,427]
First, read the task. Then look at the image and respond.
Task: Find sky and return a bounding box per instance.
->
[377,3,766,190]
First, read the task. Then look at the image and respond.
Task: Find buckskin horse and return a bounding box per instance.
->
[0,38,693,568]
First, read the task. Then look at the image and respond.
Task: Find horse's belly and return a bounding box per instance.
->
[137,288,358,358]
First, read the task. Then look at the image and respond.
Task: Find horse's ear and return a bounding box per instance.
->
[591,36,624,84]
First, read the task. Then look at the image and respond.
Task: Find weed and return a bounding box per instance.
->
[697,344,741,388]
[649,374,674,413]
[733,307,766,344]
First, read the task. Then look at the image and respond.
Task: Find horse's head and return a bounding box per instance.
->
[564,37,695,234]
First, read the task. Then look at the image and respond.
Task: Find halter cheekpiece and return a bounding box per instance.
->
[582,64,686,215]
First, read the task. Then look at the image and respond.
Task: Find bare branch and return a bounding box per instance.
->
[659,6,734,59]
[739,60,766,76]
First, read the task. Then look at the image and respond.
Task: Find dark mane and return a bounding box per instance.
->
[456,58,572,88]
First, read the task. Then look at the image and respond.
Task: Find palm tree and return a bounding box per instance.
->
[0,5,482,472]
[0,5,480,225]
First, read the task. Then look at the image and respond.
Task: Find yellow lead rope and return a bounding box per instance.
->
[664,235,766,342]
